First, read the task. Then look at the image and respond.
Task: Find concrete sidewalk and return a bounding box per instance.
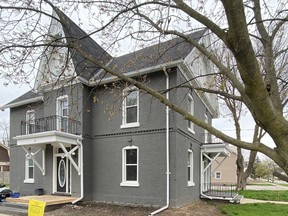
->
[241,198,288,205]
[246,184,288,191]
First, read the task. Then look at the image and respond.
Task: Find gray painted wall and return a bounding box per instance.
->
[9,67,214,206]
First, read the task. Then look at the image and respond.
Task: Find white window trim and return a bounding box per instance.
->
[204,114,208,143]
[56,95,69,132]
[188,94,195,134]
[120,145,139,187]
[215,171,222,180]
[121,86,140,129]
[24,154,34,184]
[26,109,35,135]
[188,149,195,187]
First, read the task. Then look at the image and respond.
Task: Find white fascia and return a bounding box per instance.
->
[87,59,183,86]
[0,96,44,111]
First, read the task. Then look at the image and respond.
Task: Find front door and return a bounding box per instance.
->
[54,147,71,194]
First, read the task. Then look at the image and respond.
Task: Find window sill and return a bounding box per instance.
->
[24,179,35,184]
[120,181,139,187]
[121,122,140,129]
[188,182,195,187]
[188,128,195,134]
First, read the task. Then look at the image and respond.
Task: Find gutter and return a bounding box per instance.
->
[149,67,170,215]
[87,59,183,86]
[72,139,84,204]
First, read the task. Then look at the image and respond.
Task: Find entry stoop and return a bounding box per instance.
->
[0,201,28,216]
[230,195,244,204]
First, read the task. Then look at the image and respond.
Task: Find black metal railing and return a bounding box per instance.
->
[202,183,237,198]
[21,115,81,135]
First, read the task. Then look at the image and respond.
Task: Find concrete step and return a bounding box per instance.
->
[0,201,28,216]
[230,195,244,204]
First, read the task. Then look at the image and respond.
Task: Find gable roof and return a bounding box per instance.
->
[53,7,113,82]
[54,7,205,80]
[1,8,206,109]
[109,30,205,74]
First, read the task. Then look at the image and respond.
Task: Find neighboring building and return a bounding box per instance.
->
[0,143,10,184]
[211,145,237,184]
[1,8,232,207]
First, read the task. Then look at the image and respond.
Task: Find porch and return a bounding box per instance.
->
[0,195,78,215]
[13,115,84,204]
[200,143,239,201]
[6,195,77,206]
[201,183,238,200]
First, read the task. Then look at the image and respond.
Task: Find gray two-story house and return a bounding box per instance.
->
[1,8,232,208]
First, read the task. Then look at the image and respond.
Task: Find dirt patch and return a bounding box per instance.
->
[45,200,226,216]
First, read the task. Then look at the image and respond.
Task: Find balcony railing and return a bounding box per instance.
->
[21,115,81,135]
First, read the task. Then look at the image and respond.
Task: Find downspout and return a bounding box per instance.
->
[72,139,84,204]
[149,67,170,215]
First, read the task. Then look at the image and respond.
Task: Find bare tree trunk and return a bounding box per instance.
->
[273,171,288,182]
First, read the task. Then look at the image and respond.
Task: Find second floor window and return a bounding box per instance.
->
[26,110,35,134]
[121,86,139,128]
[57,95,68,132]
[204,114,208,143]
[188,94,194,133]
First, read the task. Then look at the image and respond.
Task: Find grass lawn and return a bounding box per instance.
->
[238,190,288,202]
[220,203,288,216]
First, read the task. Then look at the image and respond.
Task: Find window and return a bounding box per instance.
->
[26,110,35,134]
[204,114,208,143]
[57,95,68,132]
[121,86,139,128]
[188,149,195,186]
[120,146,139,187]
[215,171,222,180]
[188,94,194,133]
[24,154,34,183]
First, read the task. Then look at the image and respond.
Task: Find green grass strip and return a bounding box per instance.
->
[220,203,288,216]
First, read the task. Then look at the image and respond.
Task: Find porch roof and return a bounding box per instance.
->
[13,131,82,147]
[201,143,231,157]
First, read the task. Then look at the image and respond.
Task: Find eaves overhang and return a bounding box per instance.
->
[0,96,44,111]
[85,59,184,86]
[14,131,83,147]
[201,143,231,157]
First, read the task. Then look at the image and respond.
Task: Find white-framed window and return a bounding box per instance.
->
[24,154,34,183]
[121,86,140,128]
[188,149,195,186]
[26,109,35,134]
[188,94,195,133]
[204,114,208,143]
[120,145,139,187]
[56,95,68,132]
[215,171,222,180]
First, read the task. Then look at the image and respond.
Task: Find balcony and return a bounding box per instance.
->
[20,115,81,135]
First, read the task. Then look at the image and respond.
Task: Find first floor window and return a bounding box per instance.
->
[188,149,195,186]
[120,146,139,187]
[215,171,222,179]
[24,154,34,183]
